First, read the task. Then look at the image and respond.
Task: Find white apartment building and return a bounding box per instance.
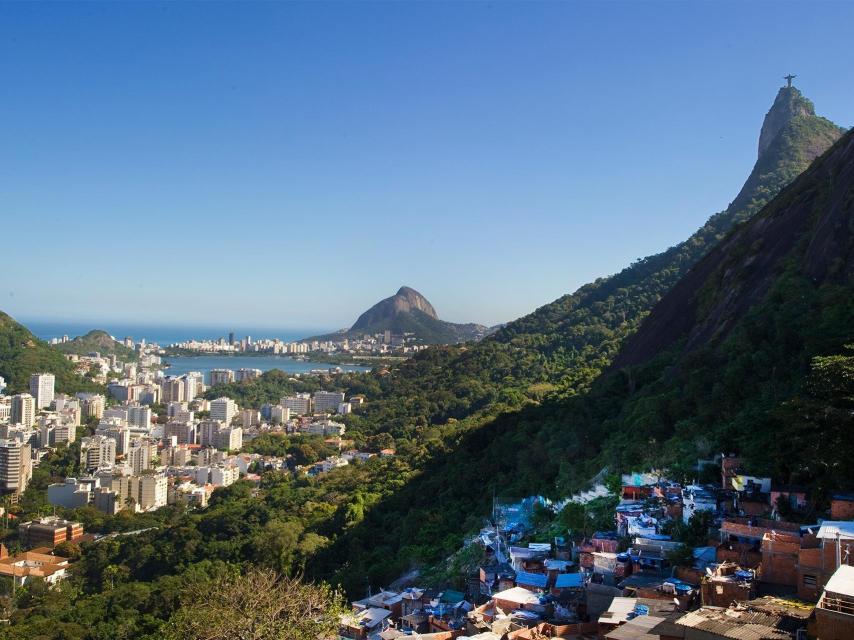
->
[0,439,32,495]
[127,440,153,474]
[282,393,312,416]
[76,393,105,419]
[241,409,259,428]
[11,393,36,428]
[209,369,235,386]
[215,426,243,452]
[160,377,186,403]
[96,420,131,455]
[235,368,262,382]
[210,465,240,487]
[47,478,92,509]
[313,390,345,413]
[161,445,192,466]
[210,397,237,424]
[303,419,346,437]
[271,405,290,424]
[128,404,152,431]
[103,406,129,424]
[80,435,117,471]
[29,373,55,409]
[163,420,195,445]
[111,474,168,511]
[184,372,205,400]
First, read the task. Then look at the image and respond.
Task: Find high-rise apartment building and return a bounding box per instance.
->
[313,390,345,413]
[0,439,33,495]
[235,368,262,382]
[80,435,116,470]
[76,393,106,419]
[281,393,312,416]
[210,397,236,424]
[209,369,235,386]
[29,373,56,409]
[11,393,36,428]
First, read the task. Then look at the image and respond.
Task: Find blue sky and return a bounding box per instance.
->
[2,1,852,331]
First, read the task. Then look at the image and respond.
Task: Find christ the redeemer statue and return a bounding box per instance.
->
[784,74,797,88]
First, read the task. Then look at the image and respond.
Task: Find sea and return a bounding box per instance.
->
[25,320,370,377]
[25,320,326,346]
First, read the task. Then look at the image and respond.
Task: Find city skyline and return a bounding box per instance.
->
[3,1,853,328]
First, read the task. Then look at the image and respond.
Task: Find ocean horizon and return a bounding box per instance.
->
[23,319,336,346]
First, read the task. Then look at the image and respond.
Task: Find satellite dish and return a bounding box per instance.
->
[706,567,714,576]
[673,598,681,607]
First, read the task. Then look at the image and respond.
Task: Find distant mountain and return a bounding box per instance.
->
[53,329,138,361]
[0,311,102,394]
[311,286,490,344]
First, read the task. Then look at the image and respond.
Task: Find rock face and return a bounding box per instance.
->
[309,286,488,345]
[343,286,488,344]
[351,287,439,331]
[758,86,815,158]
[729,85,844,217]
[614,128,854,369]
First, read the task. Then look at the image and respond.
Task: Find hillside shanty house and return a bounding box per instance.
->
[816,564,854,640]
[699,562,756,607]
[831,495,854,520]
[514,570,548,592]
[479,562,515,596]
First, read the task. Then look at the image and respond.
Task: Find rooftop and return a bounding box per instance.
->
[823,564,854,598]
[816,520,854,541]
[672,605,796,640]
[491,586,541,606]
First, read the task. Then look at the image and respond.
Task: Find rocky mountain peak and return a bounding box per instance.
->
[757,85,815,159]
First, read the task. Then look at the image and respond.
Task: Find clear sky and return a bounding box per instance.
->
[2,1,852,331]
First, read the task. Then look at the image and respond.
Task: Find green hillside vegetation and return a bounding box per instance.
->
[0,312,103,394]
[54,329,138,361]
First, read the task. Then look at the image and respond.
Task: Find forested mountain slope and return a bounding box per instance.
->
[0,312,102,394]
[315,127,854,594]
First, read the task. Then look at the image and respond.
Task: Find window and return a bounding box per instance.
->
[803,574,817,587]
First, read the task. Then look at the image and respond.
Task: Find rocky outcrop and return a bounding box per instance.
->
[613,129,854,369]
[351,287,439,331]
[757,86,814,158]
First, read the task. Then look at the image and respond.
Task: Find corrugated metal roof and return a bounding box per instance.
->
[824,564,854,597]
[554,573,584,588]
[816,520,854,541]
[674,607,791,639]
[604,615,666,640]
[515,571,548,588]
